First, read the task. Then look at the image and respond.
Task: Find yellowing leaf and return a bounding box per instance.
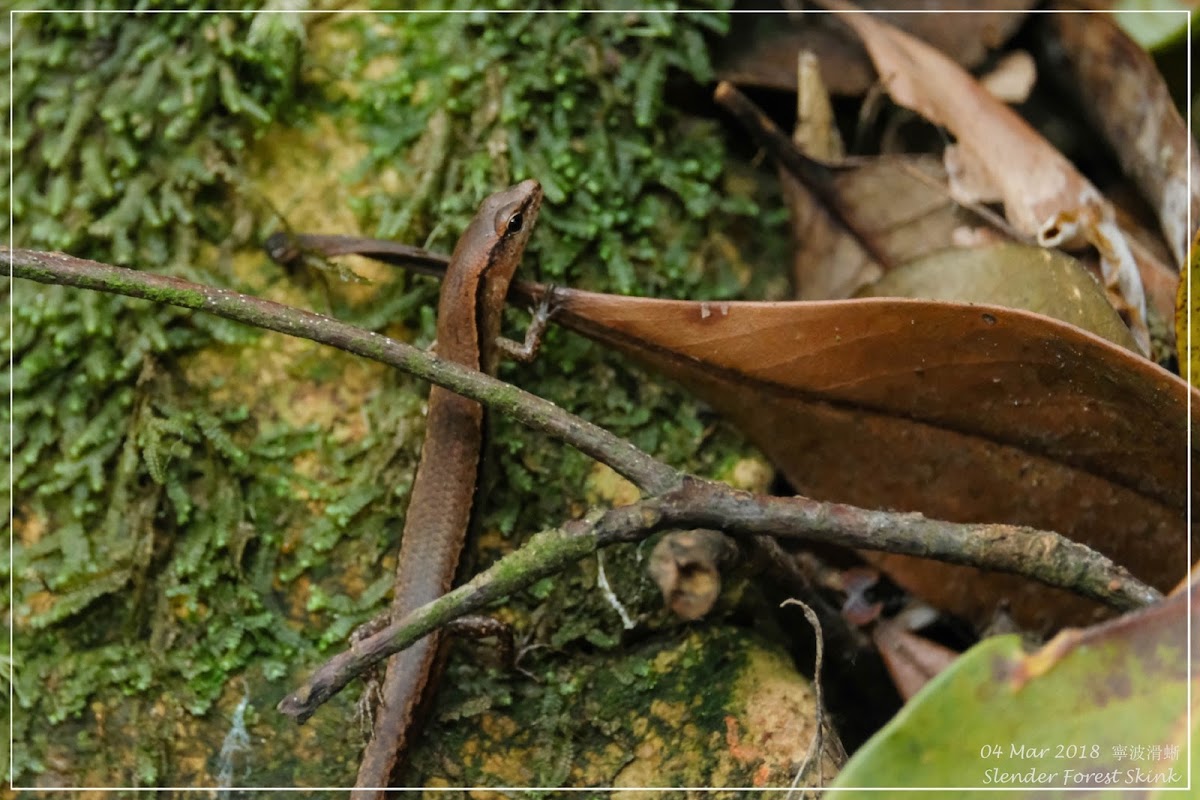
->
[830,573,1196,794]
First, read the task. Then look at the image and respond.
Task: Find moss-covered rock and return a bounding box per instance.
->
[7,4,806,791]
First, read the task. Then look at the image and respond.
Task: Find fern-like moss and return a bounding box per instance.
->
[8,3,789,787]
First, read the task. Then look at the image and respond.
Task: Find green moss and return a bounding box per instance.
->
[420,625,766,788]
[342,5,761,296]
[8,3,303,269]
[8,3,792,789]
[7,0,314,786]
[328,3,784,545]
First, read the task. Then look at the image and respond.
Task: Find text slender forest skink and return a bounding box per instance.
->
[353,179,544,795]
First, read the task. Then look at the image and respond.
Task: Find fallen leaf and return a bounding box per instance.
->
[819,0,1152,354]
[714,2,1033,96]
[872,621,959,701]
[769,64,1011,302]
[647,529,733,621]
[1037,8,1199,270]
[855,243,1140,352]
[830,567,1196,793]
[828,156,991,277]
[780,100,982,300]
[544,286,1194,630]
[769,62,981,301]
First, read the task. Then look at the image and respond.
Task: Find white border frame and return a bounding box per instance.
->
[5,5,1194,794]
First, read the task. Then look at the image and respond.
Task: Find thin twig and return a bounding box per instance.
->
[782,598,826,798]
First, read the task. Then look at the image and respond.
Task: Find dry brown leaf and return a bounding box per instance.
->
[778,64,1007,301]
[786,153,1001,300]
[544,287,1194,631]
[647,529,733,621]
[819,0,1152,354]
[832,157,980,269]
[872,622,959,701]
[714,2,1033,96]
[1038,9,1199,269]
[784,147,980,298]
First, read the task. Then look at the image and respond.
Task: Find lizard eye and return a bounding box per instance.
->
[494,203,525,236]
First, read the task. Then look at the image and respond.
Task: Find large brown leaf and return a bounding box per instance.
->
[545,288,1194,631]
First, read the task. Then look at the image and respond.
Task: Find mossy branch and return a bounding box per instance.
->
[275,477,1160,722]
[5,246,1163,722]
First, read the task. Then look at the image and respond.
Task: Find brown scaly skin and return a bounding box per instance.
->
[353,180,544,796]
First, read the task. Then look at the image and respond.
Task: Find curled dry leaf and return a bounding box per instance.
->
[1038,8,1199,269]
[781,54,982,301]
[819,0,1152,354]
[541,285,1195,631]
[647,529,734,621]
[718,80,1015,301]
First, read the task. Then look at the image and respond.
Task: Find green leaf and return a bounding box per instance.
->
[832,583,1194,794]
[1112,2,1195,52]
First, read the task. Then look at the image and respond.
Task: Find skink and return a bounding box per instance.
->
[353,179,544,795]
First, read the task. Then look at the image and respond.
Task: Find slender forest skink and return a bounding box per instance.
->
[352,179,544,795]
